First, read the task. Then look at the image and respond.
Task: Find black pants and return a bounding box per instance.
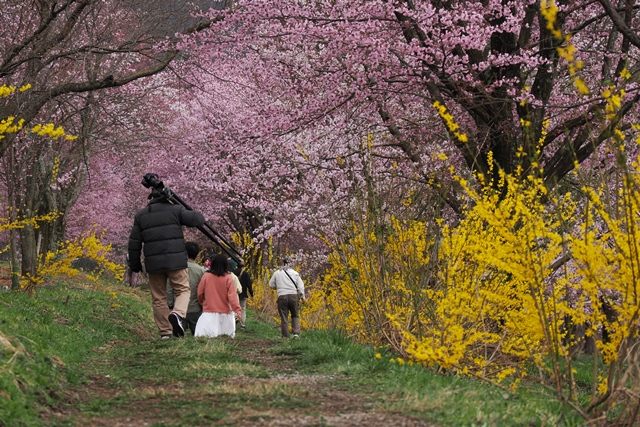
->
[186,311,201,335]
[277,294,301,337]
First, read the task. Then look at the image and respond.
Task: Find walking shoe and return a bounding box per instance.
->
[168,312,185,337]
[160,335,171,340]
[292,334,300,339]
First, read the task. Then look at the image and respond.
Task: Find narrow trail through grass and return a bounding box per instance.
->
[1,284,582,426]
[51,319,430,427]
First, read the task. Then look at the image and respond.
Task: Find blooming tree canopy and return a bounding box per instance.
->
[152,0,640,252]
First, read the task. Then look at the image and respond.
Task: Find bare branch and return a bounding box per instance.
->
[597,0,640,48]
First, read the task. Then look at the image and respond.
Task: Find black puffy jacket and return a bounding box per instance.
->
[128,197,205,273]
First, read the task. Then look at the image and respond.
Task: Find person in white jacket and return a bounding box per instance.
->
[269,257,305,338]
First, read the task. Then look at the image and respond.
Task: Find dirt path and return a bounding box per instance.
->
[50,332,431,426]
[224,337,429,426]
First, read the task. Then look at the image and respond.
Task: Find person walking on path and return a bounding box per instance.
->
[166,241,206,335]
[128,186,205,339]
[195,254,243,338]
[227,258,243,295]
[236,263,253,329]
[269,257,305,338]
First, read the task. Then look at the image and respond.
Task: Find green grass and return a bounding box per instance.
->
[0,281,152,426]
[70,335,308,426]
[1,281,588,426]
[272,329,586,426]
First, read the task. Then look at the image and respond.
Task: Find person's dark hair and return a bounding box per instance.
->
[227,257,239,274]
[185,242,200,260]
[210,254,228,276]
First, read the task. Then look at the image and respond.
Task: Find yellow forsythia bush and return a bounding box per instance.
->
[404,170,576,385]
[570,173,640,365]
[319,217,435,351]
[318,149,639,419]
[23,233,125,290]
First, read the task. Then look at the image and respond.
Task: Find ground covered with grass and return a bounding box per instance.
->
[0,280,584,426]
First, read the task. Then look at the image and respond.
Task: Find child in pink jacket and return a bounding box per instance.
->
[194,254,242,338]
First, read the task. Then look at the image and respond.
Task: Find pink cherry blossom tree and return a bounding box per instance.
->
[26,0,640,277]
[0,0,214,276]
[155,2,632,258]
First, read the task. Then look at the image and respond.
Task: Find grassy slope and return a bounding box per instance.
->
[0,280,584,426]
[272,330,583,426]
[0,281,153,426]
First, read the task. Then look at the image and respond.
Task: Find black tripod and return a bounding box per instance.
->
[141,173,243,266]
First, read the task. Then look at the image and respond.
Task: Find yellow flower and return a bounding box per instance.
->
[0,85,16,97]
[433,100,469,143]
[31,123,78,141]
[620,68,632,80]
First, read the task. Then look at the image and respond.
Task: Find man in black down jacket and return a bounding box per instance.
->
[128,188,205,338]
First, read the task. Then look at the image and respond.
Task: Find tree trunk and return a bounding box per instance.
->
[19,226,37,277]
[9,229,20,290]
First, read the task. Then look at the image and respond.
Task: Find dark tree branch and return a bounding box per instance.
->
[0,0,72,76]
[543,94,640,187]
[0,51,176,158]
[597,0,640,48]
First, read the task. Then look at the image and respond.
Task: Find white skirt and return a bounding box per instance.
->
[194,312,236,338]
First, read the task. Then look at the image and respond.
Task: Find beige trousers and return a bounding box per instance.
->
[149,269,190,336]
[239,298,248,326]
